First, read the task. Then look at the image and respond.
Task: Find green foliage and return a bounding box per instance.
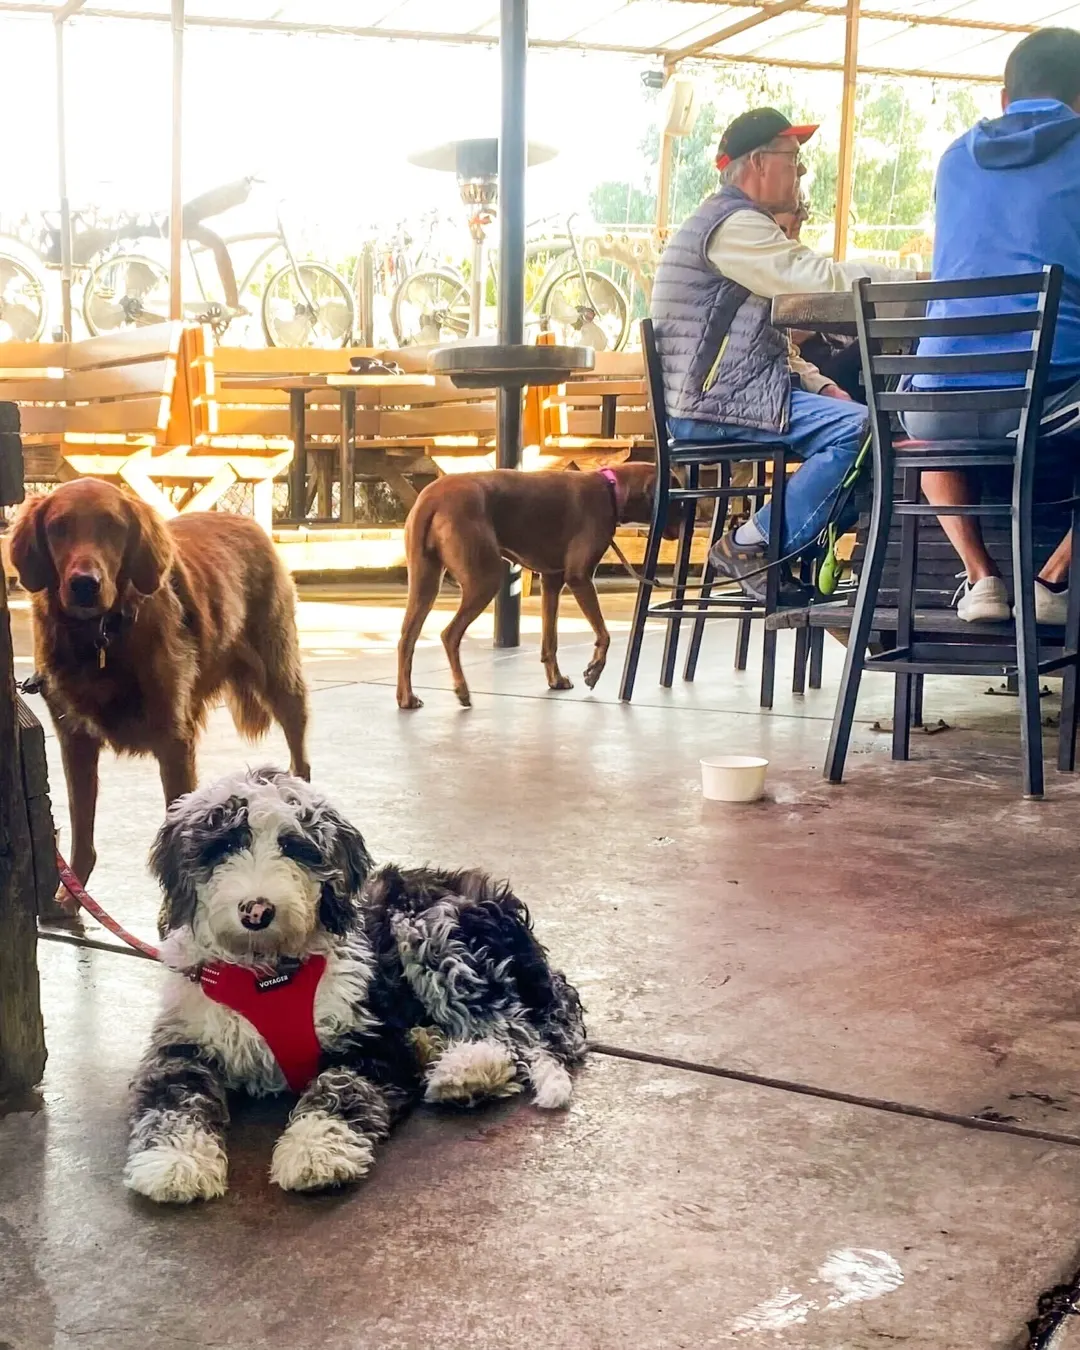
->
[588,68,997,251]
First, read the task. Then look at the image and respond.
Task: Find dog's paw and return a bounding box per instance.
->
[398,693,424,710]
[454,687,472,708]
[124,1130,228,1203]
[529,1052,574,1110]
[270,1112,374,1192]
[548,676,574,691]
[582,661,606,690]
[424,1039,521,1107]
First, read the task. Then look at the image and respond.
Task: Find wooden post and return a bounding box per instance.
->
[169,0,184,321]
[0,558,47,1098]
[656,129,677,240]
[833,0,861,260]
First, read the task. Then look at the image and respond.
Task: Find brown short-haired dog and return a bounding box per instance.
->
[10,478,309,889]
[396,462,674,710]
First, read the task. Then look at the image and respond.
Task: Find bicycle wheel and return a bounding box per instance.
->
[261,262,354,348]
[82,254,169,335]
[391,269,470,346]
[539,268,630,352]
[0,253,46,342]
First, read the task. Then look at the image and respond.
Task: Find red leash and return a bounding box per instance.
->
[54,852,162,961]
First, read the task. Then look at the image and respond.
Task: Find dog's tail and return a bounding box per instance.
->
[403,485,441,568]
[223,683,273,741]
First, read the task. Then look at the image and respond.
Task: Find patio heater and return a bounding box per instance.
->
[431,0,594,649]
[407,137,556,338]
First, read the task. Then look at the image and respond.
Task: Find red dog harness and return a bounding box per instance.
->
[199,955,328,1093]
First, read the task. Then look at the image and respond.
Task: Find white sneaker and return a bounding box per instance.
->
[1034,580,1069,625]
[954,575,1011,623]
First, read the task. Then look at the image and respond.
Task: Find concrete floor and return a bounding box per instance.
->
[4,583,1080,1350]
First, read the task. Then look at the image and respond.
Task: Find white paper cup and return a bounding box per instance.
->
[699,755,769,803]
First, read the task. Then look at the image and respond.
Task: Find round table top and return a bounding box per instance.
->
[407,138,558,176]
[430,342,594,388]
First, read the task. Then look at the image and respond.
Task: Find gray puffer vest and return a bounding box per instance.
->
[651,187,790,434]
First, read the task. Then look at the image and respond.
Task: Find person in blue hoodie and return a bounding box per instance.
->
[908,28,1080,623]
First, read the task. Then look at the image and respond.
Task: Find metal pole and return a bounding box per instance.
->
[469,233,486,337]
[494,0,527,650]
[169,0,184,320]
[359,242,375,347]
[54,20,73,340]
[833,0,861,261]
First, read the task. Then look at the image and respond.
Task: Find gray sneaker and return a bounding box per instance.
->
[708,532,768,604]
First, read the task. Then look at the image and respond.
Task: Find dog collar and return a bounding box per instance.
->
[597,467,623,522]
[199,954,328,1093]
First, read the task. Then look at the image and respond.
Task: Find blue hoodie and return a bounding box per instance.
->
[919,99,1080,388]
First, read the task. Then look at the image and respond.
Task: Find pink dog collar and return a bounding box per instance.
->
[598,467,623,519]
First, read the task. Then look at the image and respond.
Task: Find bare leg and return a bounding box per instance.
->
[157,738,197,805]
[57,728,101,889]
[921,470,998,581]
[397,557,443,710]
[540,572,571,691]
[1040,531,1072,586]
[568,574,611,690]
[441,572,500,708]
[184,223,240,311]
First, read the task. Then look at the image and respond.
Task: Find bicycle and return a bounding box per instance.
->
[80,178,354,347]
[389,213,632,351]
[0,204,160,342]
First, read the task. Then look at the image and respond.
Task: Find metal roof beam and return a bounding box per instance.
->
[664,0,812,67]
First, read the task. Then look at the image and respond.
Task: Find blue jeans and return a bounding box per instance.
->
[670,390,869,554]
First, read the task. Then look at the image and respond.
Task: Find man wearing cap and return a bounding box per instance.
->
[651,108,907,602]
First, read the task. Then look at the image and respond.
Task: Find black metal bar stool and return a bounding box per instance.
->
[825,266,1078,798]
[619,318,792,709]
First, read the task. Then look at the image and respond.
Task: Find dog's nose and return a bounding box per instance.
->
[239,898,276,931]
[69,572,101,607]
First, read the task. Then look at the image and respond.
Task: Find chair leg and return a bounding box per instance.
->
[792,628,809,695]
[684,468,729,683]
[911,672,925,729]
[1058,468,1080,771]
[792,555,814,694]
[660,466,698,688]
[892,467,920,763]
[734,459,764,673]
[760,448,786,710]
[809,626,824,690]
[825,443,894,783]
[619,467,669,703]
[1012,447,1044,798]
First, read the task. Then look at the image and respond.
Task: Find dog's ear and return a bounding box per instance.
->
[313,802,373,936]
[122,495,174,596]
[8,496,55,593]
[149,800,199,938]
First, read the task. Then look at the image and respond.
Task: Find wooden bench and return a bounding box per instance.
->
[0,325,186,488]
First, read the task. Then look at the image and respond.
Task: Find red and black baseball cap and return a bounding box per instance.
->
[715,108,818,170]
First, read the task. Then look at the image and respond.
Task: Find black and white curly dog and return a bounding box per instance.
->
[125,767,585,1203]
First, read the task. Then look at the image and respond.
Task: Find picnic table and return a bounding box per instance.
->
[219,372,435,526]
